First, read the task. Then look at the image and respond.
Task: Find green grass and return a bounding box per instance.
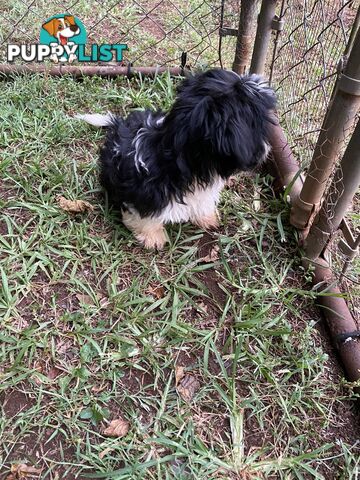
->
[0,72,359,480]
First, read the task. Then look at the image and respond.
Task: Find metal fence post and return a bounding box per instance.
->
[290,25,360,232]
[305,117,360,262]
[232,0,260,74]
[250,0,278,75]
[249,0,303,203]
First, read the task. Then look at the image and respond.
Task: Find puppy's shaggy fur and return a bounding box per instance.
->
[78,69,276,248]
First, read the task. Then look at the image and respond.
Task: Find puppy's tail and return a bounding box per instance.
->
[75,112,114,127]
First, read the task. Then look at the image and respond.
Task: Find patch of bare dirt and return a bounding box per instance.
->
[1,390,32,418]
[0,430,76,480]
[0,390,77,480]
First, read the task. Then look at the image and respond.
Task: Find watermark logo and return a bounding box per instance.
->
[7,14,128,63]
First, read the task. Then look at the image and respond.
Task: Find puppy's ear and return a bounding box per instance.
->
[64,15,76,25]
[189,96,217,139]
[42,19,58,37]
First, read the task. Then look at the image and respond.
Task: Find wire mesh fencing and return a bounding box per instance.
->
[0,0,241,68]
[258,0,360,287]
[269,0,359,168]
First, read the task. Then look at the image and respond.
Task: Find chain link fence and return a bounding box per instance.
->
[0,0,241,67]
[269,0,358,167]
[265,0,360,290]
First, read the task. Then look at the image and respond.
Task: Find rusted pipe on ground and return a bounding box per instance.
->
[0,64,184,78]
[233,0,260,74]
[312,260,360,383]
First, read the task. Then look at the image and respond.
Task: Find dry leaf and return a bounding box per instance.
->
[99,447,114,459]
[175,365,185,386]
[32,376,43,386]
[58,196,94,213]
[177,375,200,402]
[10,463,42,478]
[200,245,219,263]
[33,361,43,373]
[32,362,44,386]
[99,296,110,308]
[103,418,130,438]
[146,285,165,299]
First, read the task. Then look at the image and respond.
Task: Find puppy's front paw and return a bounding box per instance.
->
[137,228,167,250]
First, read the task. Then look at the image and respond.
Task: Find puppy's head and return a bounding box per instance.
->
[166,69,276,179]
[42,16,80,44]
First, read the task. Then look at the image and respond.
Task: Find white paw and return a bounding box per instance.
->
[137,229,167,250]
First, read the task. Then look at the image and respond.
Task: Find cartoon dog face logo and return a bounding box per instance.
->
[42,15,80,46]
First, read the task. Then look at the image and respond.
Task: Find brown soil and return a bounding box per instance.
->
[0,390,76,480]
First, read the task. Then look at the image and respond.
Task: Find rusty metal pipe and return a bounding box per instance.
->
[250,0,278,75]
[0,64,184,78]
[312,261,360,383]
[233,0,260,74]
[267,115,304,203]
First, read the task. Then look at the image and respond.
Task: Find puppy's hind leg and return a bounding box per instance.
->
[122,210,167,250]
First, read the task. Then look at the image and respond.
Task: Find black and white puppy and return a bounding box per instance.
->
[77,69,276,249]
